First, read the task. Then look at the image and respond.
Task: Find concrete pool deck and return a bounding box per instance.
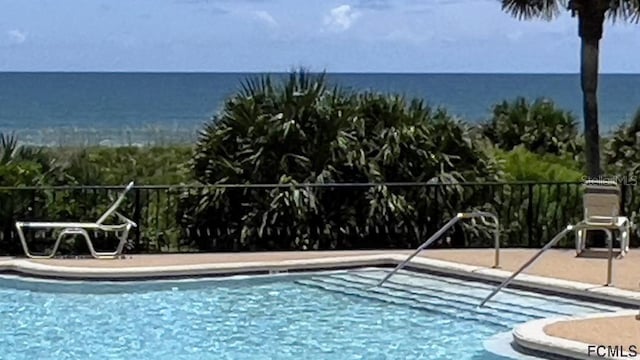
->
[14,248,640,290]
[545,314,640,353]
[1,248,639,359]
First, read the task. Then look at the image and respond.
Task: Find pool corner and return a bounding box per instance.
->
[513,310,639,360]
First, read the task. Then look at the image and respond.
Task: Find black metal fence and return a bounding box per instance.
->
[0,182,636,256]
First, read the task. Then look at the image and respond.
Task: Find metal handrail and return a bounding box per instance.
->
[478,223,614,307]
[376,211,500,287]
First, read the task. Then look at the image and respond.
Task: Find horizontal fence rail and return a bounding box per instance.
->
[0,182,637,256]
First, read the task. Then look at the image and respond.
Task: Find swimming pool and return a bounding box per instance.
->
[0,267,626,360]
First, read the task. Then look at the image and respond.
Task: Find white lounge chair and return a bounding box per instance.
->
[15,181,137,259]
[575,180,631,258]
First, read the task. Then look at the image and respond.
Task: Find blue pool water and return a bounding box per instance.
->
[0,268,627,360]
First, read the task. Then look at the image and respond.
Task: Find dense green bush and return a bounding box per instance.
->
[487,146,584,246]
[603,108,640,244]
[482,97,582,159]
[495,147,583,182]
[479,100,587,247]
[179,71,502,251]
[47,146,192,185]
[604,108,640,177]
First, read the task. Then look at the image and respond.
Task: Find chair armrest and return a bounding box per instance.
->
[114,211,137,228]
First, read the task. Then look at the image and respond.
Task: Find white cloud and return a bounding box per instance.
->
[7,29,27,44]
[324,5,361,32]
[254,10,278,28]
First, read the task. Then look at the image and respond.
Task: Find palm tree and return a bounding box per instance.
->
[500,0,640,177]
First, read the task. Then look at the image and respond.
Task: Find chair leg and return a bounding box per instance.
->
[15,225,66,259]
[85,227,131,259]
[49,228,117,260]
[605,230,613,252]
[575,229,586,256]
[619,226,630,258]
[113,227,131,256]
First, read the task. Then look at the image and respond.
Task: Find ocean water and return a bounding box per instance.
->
[0,268,627,360]
[1,72,639,145]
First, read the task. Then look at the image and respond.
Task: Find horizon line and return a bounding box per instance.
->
[1,70,639,75]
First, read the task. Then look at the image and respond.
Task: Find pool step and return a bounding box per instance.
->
[340,271,621,317]
[296,269,626,328]
[298,276,534,325]
[326,273,571,320]
[343,269,626,314]
[295,278,511,329]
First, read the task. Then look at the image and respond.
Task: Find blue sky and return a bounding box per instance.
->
[1,0,639,73]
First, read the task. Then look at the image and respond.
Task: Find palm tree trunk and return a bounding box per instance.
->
[580,36,601,178]
[577,3,606,178]
[578,6,606,247]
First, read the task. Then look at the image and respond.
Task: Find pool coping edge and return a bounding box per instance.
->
[1,254,638,360]
[512,310,638,360]
[0,254,639,305]
[0,255,395,279]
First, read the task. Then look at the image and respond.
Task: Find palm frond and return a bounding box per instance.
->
[0,132,19,164]
[606,0,640,23]
[501,0,564,20]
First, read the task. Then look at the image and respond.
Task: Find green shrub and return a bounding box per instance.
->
[495,147,583,182]
[482,97,582,158]
[603,107,640,246]
[484,146,582,247]
[179,70,502,251]
[47,146,192,185]
[604,107,640,177]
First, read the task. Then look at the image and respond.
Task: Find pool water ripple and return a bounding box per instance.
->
[0,268,628,359]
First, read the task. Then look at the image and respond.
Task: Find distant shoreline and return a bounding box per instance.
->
[4,120,625,148]
[1,72,637,143]
[2,71,640,75]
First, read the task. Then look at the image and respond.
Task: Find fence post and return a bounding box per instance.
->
[527,183,534,247]
[620,183,628,216]
[133,187,142,252]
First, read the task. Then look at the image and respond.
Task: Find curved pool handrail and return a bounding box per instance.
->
[376,211,500,288]
[478,223,615,308]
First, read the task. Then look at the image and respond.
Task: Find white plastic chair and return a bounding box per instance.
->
[15,181,137,259]
[575,180,631,257]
